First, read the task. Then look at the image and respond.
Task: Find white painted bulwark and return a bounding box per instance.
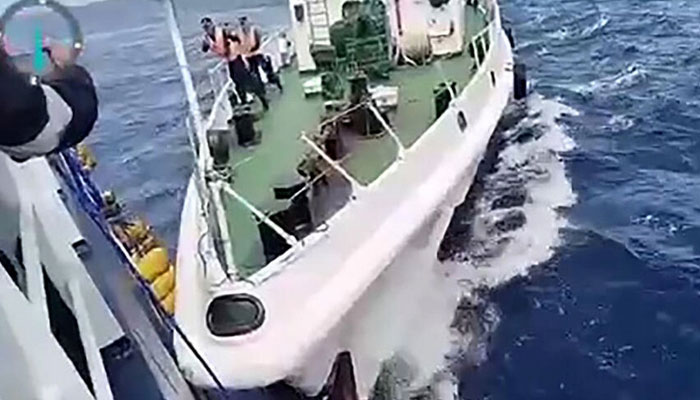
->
[0,267,94,400]
[9,157,124,348]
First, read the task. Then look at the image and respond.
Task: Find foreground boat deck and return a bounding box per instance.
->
[222,6,488,274]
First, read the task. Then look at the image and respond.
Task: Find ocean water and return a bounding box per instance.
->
[457,1,700,398]
[19,0,700,398]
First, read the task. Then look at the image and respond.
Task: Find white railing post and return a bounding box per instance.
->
[69,279,114,400]
[19,201,48,324]
[219,183,299,247]
[211,183,237,277]
[368,103,406,160]
[301,132,363,189]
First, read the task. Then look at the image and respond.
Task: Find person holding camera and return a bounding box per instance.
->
[0,40,98,272]
[0,41,97,160]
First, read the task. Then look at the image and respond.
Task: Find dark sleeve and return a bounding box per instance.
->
[0,48,50,146]
[202,36,212,52]
[42,64,99,149]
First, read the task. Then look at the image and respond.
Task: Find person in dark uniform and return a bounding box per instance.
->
[228,35,269,110]
[201,16,269,110]
[0,41,97,160]
[238,16,283,93]
[0,41,98,271]
[260,54,283,92]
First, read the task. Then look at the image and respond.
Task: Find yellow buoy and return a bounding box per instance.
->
[161,291,175,315]
[77,143,97,171]
[151,265,175,300]
[136,247,169,282]
[87,146,177,316]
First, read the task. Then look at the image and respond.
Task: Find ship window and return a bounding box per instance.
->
[476,38,486,65]
[207,294,265,337]
[457,111,468,131]
[294,4,304,23]
[490,71,496,87]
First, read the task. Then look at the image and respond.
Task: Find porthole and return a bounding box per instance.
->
[457,111,468,132]
[207,294,265,337]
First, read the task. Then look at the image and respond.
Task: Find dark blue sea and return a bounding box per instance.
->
[19,0,700,398]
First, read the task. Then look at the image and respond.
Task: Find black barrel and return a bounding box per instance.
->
[207,129,231,169]
[434,81,457,120]
[231,105,256,146]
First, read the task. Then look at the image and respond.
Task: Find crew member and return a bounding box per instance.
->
[277,32,292,67]
[201,16,269,110]
[238,17,283,93]
[0,41,98,272]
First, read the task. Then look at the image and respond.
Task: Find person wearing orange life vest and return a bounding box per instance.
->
[237,16,283,92]
[201,17,269,110]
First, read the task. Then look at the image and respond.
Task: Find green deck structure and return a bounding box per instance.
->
[221,4,490,275]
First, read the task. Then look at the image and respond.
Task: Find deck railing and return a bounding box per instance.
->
[0,156,118,400]
[197,0,504,277]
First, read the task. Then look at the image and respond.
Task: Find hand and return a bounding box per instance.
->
[43,39,79,68]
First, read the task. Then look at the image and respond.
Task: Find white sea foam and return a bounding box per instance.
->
[581,14,610,38]
[362,95,578,399]
[569,63,647,95]
[449,94,577,288]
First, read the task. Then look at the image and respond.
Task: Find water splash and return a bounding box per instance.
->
[367,95,578,399]
[435,94,575,383]
[445,94,577,288]
[580,14,610,38]
[569,63,648,96]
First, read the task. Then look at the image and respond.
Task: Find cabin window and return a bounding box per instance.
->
[457,111,468,131]
[294,4,304,23]
[207,294,265,337]
[490,71,496,87]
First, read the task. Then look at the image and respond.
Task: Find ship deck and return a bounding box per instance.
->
[220,5,489,275]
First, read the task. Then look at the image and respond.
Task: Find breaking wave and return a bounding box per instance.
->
[440,94,577,378]
[442,94,577,287]
[570,63,648,96]
[580,14,610,38]
[368,95,578,399]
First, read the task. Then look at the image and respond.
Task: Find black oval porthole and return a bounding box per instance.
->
[490,71,496,87]
[207,294,265,337]
[457,111,468,132]
[294,4,305,23]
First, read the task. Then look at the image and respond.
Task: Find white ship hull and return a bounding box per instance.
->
[174,9,514,397]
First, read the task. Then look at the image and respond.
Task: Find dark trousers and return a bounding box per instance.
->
[249,54,283,91]
[228,57,268,110]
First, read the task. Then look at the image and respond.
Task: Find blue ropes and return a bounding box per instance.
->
[56,149,231,398]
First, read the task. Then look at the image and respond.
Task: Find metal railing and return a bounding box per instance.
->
[192,0,505,275]
[0,156,116,400]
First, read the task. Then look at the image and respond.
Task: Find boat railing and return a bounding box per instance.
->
[0,155,119,400]
[298,100,404,189]
[197,0,504,277]
[200,33,290,278]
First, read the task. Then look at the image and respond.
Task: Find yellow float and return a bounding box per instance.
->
[77,144,177,315]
